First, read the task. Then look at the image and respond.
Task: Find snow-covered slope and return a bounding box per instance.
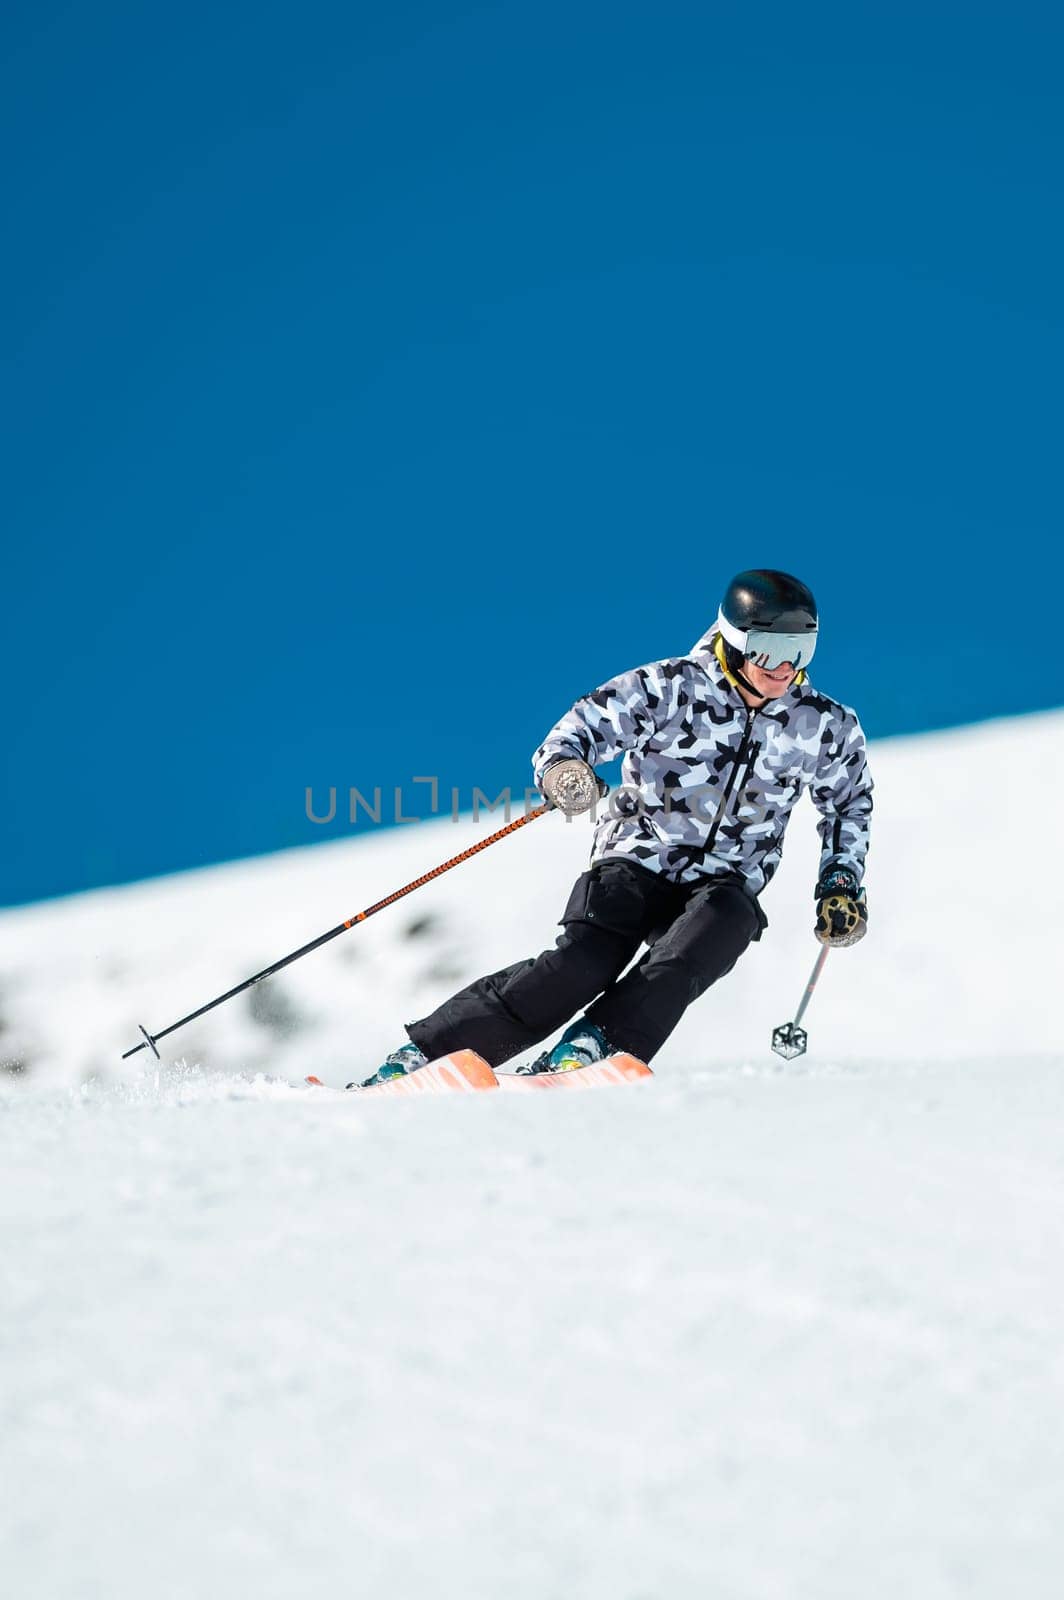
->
[2,713,1062,1600]
[2,709,1061,1083]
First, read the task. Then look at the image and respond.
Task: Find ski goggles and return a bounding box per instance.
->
[717,610,818,671]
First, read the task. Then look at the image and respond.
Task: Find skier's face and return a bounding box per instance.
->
[743,658,798,699]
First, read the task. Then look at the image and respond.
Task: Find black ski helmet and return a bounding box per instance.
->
[717,570,818,674]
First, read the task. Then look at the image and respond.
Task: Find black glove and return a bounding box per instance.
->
[540,758,608,815]
[814,868,868,948]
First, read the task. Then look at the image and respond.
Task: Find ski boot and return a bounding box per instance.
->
[519,1020,610,1076]
[348,1041,427,1090]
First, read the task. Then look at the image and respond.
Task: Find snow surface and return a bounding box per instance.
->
[1,711,1062,1597]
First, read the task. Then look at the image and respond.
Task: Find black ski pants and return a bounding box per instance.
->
[406,858,766,1067]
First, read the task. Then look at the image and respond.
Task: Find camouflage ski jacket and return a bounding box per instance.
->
[532,626,873,896]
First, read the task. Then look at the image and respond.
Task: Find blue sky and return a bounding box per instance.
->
[3,1,1061,905]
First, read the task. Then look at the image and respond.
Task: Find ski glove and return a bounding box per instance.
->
[814,868,868,948]
[540,758,607,816]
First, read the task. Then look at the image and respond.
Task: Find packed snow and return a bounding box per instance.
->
[1,711,1062,1598]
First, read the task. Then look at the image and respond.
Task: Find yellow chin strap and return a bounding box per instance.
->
[713,633,806,688]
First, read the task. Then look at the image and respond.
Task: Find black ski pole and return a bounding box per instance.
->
[121,803,550,1061]
[771,945,829,1060]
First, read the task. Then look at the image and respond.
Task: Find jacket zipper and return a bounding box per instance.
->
[704,706,757,855]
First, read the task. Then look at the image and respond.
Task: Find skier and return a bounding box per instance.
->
[359,570,872,1086]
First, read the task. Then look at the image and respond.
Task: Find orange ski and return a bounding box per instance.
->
[357,1049,498,1097]
[497,1052,652,1091]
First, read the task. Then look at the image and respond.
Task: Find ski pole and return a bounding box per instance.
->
[771,944,829,1060]
[121,803,551,1061]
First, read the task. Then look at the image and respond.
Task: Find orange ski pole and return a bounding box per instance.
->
[121,803,551,1061]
